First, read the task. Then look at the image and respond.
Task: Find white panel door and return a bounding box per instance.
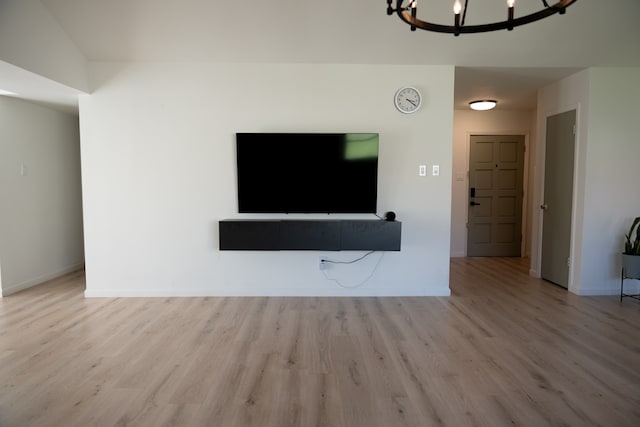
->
[541,110,576,288]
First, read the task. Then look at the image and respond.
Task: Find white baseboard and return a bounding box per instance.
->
[575,289,619,296]
[1,263,85,297]
[84,287,452,298]
[575,283,638,296]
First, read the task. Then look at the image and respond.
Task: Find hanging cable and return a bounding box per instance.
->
[321,252,386,289]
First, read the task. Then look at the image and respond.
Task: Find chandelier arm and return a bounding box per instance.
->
[391,0,577,35]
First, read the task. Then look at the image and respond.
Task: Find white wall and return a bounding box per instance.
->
[535,67,640,295]
[0,0,88,92]
[79,62,455,297]
[451,109,535,257]
[0,96,85,296]
[578,68,640,295]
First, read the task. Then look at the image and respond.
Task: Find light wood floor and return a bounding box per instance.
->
[1,258,639,427]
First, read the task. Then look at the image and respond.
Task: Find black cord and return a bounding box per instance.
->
[374,213,384,220]
[542,0,550,7]
[461,0,469,26]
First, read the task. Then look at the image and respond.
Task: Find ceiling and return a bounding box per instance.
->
[4,1,640,112]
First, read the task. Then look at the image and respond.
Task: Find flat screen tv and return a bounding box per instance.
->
[236,132,379,213]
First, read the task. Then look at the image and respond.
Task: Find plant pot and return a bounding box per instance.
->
[622,253,640,279]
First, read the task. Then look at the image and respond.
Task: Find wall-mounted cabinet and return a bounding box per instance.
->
[219,220,401,251]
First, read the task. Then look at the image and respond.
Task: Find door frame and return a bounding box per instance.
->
[463,131,531,258]
[534,105,582,292]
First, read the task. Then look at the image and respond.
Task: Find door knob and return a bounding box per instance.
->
[470,201,481,206]
[540,204,548,210]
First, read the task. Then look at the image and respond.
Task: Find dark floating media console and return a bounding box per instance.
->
[219,219,401,251]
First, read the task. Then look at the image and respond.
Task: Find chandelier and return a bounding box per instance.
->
[386,0,578,36]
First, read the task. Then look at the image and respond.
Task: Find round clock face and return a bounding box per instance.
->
[394,87,422,114]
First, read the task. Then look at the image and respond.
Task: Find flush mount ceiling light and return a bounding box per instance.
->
[387,0,578,36]
[470,100,497,111]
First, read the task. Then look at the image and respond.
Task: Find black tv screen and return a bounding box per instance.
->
[236,133,379,213]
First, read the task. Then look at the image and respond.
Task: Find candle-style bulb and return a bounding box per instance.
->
[507,0,515,30]
[453,0,462,14]
[454,0,461,34]
[410,0,417,31]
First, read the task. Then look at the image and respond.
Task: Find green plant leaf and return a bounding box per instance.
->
[624,216,640,255]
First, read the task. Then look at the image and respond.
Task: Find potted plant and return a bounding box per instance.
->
[623,216,640,279]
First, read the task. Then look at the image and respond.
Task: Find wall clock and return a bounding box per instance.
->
[394,86,422,114]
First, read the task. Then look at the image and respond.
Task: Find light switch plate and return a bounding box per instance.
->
[419,165,426,176]
[432,165,440,176]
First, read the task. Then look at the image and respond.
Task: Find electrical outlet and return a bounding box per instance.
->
[319,257,328,270]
